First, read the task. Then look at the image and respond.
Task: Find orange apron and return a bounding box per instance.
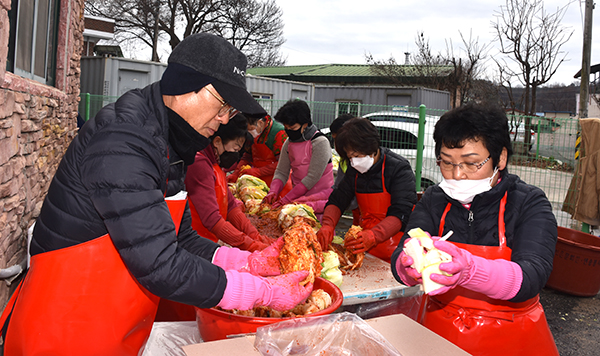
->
[0,194,188,355]
[189,160,228,243]
[420,193,559,355]
[355,155,403,263]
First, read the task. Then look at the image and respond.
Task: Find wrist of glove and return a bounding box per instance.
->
[217,270,313,312]
[344,229,377,254]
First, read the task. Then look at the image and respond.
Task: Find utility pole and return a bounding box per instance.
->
[578,0,594,119]
[577,0,594,233]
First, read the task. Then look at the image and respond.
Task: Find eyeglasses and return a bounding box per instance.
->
[205,87,239,118]
[437,155,491,173]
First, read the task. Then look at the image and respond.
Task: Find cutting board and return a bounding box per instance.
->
[339,253,421,305]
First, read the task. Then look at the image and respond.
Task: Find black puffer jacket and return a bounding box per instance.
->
[31,82,226,308]
[391,169,557,303]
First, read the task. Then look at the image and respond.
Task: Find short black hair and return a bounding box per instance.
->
[213,113,248,144]
[433,103,513,167]
[330,113,355,135]
[273,99,312,126]
[335,118,380,161]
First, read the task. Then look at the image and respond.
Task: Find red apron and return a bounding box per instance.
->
[0,194,188,355]
[355,155,403,263]
[189,161,228,243]
[420,193,559,355]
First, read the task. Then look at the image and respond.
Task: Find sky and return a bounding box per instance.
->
[273,0,600,86]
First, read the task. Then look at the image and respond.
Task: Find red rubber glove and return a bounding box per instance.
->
[261,179,284,205]
[394,247,422,286]
[211,219,267,252]
[217,270,313,311]
[272,183,309,209]
[228,205,261,239]
[316,205,342,249]
[245,237,284,276]
[345,229,377,254]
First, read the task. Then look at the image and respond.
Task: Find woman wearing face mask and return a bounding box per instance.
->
[392,104,559,356]
[227,115,292,195]
[260,100,334,215]
[316,118,417,262]
[185,113,269,252]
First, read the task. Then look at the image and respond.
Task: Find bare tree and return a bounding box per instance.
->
[492,0,574,147]
[366,31,489,108]
[85,0,286,66]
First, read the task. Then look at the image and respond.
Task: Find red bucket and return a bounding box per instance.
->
[546,226,600,297]
[195,277,343,341]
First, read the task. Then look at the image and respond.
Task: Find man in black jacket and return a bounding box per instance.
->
[1,34,312,355]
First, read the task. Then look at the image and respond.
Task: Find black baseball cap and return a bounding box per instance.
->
[160,33,266,117]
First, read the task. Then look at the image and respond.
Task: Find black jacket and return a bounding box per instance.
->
[31,82,226,308]
[391,169,557,303]
[327,147,417,228]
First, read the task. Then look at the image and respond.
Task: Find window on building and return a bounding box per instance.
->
[7,0,60,85]
[336,101,361,117]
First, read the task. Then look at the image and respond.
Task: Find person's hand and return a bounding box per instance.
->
[261,192,279,205]
[227,169,242,183]
[239,239,269,253]
[243,167,261,177]
[345,229,377,254]
[243,237,284,276]
[427,239,474,295]
[263,271,313,311]
[272,197,292,209]
[316,225,335,250]
[394,249,421,286]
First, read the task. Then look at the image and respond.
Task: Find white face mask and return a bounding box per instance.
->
[439,168,499,204]
[249,129,260,138]
[351,155,374,174]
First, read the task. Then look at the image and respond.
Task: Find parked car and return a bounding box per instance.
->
[322,111,443,191]
[509,122,536,153]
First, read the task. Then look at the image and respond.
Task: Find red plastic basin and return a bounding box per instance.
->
[195,277,343,341]
[546,226,600,297]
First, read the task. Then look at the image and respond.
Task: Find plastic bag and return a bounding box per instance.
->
[253,312,402,356]
[140,321,201,356]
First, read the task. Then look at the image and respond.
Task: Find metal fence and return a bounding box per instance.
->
[79,93,582,230]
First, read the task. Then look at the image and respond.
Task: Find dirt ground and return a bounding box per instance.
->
[540,287,600,356]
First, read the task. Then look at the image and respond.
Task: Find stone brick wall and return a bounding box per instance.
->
[0,0,84,307]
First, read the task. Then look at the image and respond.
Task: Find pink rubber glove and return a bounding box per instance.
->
[262,179,284,205]
[212,246,251,272]
[429,240,523,299]
[394,249,421,287]
[217,270,313,311]
[213,239,284,277]
[273,183,309,209]
[246,237,284,276]
[345,229,377,254]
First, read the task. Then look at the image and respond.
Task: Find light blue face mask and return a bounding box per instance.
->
[439,167,499,204]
